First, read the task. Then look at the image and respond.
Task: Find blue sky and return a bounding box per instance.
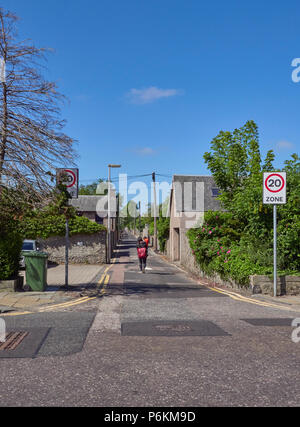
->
[2,0,300,192]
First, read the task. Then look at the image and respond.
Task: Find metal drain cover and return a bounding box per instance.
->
[121,320,230,337]
[0,328,50,359]
[0,332,28,351]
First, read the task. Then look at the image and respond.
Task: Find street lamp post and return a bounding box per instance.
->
[107,164,121,263]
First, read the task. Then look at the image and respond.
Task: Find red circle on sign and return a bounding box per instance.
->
[65,169,76,188]
[265,173,285,193]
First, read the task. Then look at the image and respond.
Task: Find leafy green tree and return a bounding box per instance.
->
[79,179,108,195]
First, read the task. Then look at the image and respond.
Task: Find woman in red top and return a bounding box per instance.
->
[137,237,148,273]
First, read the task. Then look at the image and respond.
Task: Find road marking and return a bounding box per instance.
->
[38,296,93,312]
[0,310,32,317]
[99,274,110,295]
[207,286,296,311]
[97,273,106,287]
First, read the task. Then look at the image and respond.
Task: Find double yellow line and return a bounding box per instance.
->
[97,256,117,295]
[207,286,295,311]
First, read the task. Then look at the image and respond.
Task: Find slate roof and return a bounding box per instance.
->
[69,195,107,212]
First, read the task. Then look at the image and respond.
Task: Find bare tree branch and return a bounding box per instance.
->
[0,7,77,201]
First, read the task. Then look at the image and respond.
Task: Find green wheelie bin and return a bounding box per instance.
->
[23,251,48,292]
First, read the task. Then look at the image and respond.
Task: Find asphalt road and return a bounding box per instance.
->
[0,237,300,407]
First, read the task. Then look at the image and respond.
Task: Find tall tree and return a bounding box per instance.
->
[0,8,76,200]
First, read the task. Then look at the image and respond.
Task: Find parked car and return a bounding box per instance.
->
[20,239,40,268]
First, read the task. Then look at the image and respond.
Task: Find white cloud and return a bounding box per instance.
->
[127,86,184,104]
[133,147,157,156]
[276,140,295,150]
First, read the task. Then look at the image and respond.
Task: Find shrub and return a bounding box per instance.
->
[0,231,23,280]
[188,211,276,286]
[19,213,106,240]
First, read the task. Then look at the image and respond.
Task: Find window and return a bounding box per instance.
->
[212,188,221,197]
[95,214,104,224]
[22,242,34,251]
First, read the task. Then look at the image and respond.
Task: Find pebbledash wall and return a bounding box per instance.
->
[167,232,300,296]
[38,231,106,265]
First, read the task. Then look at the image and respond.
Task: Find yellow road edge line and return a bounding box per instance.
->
[207,286,294,310]
[104,256,117,274]
[97,273,106,287]
[38,296,92,312]
[100,274,110,295]
[0,310,32,317]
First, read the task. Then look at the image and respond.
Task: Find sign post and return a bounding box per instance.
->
[56,168,79,287]
[263,172,287,297]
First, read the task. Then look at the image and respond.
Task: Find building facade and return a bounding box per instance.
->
[167,175,222,263]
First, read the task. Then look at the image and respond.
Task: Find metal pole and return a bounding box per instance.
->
[65,218,69,288]
[134,209,136,235]
[107,166,111,264]
[273,205,277,297]
[139,201,141,235]
[152,172,157,251]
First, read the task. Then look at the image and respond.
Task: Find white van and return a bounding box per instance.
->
[20,239,39,268]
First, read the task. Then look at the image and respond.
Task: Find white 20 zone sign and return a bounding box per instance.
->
[263,172,286,204]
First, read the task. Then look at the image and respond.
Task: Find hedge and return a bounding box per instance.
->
[0,231,23,280]
[19,214,106,240]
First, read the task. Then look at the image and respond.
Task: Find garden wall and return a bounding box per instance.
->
[38,231,107,265]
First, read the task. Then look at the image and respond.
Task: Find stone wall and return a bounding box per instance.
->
[251,275,300,296]
[38,231,107,265]
[179,231,203,276]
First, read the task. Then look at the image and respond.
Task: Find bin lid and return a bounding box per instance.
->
[22,251,48,258]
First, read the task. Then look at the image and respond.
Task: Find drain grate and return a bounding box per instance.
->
[0,332,29,351]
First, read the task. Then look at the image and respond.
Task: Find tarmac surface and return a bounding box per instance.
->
[1,236,300,407]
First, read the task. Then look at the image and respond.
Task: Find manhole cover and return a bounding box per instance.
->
[121,320,230,337]
[154,324,192,332]
[0,332,29,351]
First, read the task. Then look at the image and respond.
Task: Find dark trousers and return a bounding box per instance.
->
[139,257,147,271]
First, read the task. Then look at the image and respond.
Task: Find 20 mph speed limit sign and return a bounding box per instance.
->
[263,172,286,204]
[56,168,79,199]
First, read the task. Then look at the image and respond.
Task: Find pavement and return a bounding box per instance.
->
[0,263,106,313]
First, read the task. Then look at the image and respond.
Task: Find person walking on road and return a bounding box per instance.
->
[137,236,148,273]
